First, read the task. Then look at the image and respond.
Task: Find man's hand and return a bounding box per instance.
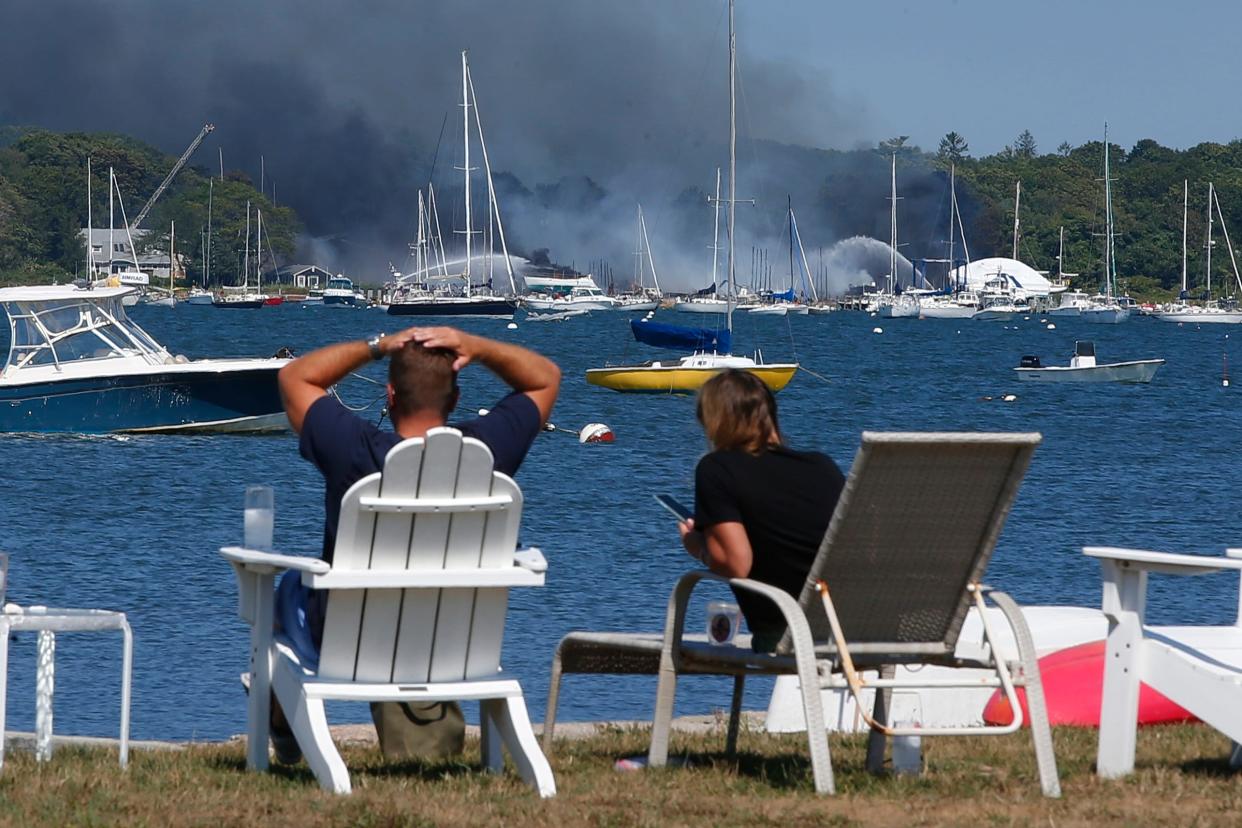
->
[404,326,477,371]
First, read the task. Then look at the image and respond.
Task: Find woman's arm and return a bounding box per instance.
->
[680,518,753,578]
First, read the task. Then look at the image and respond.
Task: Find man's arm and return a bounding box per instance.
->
[409,327,561,425]
[278,333,408,433]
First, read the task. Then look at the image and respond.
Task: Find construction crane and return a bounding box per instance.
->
[131,123,215,231]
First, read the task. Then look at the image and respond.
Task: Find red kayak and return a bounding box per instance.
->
[983,640,1196,727]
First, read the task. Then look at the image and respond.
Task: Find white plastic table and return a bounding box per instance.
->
[0,605,133,771]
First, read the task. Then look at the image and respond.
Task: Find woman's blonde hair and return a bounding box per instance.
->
[696,369,781,454]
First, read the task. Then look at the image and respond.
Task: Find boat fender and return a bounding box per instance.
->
[1002,394,1017,402]
[579,423,614,444]
[1046,323,1056,330]
[507,322,518,330]
[872,327,883,334]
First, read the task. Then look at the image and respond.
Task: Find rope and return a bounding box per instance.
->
[798,365,831,384]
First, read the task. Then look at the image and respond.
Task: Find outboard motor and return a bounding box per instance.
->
[1019,355,1042,368]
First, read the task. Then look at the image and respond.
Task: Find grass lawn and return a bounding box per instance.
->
[1,723,1239,826]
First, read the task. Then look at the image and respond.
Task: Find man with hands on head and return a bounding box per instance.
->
[272,325,560,763]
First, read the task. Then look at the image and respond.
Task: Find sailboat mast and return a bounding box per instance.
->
[633,205,643,289]
[711,167,721,292]
[256,209,263,295]
[947,163,955,290]
[639,206,661,293]
[461,50,472,288]
[206,178,213,288]
[1212,184,1242,296]
[1206,183,1214,297]
[726,0,736,333]
[1057,225,1064,282]
[466,64,517,294]
[1181,180,1188,296]
[86,157,93,278]
[889,153,897,294]
[787,196,795,295]
[416,190,427,283]
[1102,125,1114,301]
[243,200,250,289]
[169,220,175,299]
[1012,180,1021,260]
[109,167,115,276]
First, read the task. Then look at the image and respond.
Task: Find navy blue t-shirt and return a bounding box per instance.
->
[299,392,542,563]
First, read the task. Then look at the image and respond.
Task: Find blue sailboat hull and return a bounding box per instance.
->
[0,367,286,434]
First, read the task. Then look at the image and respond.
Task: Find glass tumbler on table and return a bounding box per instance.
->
[706,600,740,645]
[244,485,274,551]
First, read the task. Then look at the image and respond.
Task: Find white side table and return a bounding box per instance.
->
[0,605,133,771]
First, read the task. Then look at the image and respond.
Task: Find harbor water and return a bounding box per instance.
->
[2,305,1239,741]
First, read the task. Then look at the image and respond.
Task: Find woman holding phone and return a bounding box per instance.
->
[679,370,846,651]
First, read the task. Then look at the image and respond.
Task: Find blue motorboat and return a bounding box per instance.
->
[0,285,290,433]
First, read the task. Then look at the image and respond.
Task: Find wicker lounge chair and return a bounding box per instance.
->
[545,431,1060,796]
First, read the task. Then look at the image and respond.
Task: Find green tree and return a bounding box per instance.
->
[937,132,970,164]
[1015,130,1038,159]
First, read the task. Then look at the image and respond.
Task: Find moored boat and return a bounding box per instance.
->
[1013,341,1163,383]
[0,285,289,433]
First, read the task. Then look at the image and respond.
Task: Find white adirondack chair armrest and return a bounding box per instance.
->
[1084,546,1242,576]
[219,545,331,575]
[515,546,547,573]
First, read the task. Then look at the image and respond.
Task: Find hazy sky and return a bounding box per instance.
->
[741,0,1236,155]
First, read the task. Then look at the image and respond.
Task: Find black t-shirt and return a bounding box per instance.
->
[299,392,542,563]
[694,446,846,642]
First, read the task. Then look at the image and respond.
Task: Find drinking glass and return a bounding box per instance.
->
[244,485,274,551]
[706,600,740,645]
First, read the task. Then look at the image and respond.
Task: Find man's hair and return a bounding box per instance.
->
[388,340,459,419]
[695,369,781,454]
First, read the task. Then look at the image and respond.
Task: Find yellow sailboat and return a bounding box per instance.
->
[585,0,798,394]
[587,354,798,393]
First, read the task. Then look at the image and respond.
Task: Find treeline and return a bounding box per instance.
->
[847,131,1242,299]
[0,128,301,287]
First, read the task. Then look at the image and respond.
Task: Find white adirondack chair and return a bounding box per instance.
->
[220,427,555,797]
[1085,546,1242,778]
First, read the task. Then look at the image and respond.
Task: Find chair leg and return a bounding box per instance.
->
[989,590,1062,797]
[480,695,557,798]
[0,619,9,774]
[647,651,678,767]
[542,643,564,755]
[273,660,351,795]
[790,640,834,794]
[866,665,893,774]
[725,675,745,756]
[1096,564,1146,779]
[481,700,503,773]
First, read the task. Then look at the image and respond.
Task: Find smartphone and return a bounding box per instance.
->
[653,494,693,521]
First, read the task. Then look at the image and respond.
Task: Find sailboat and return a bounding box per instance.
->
[876,155,920,319]
[585,0,797,393]
[615,205,663,312]
[214,201,266,308]
[1154,181,1242,324]
[920,164,980,319]
[1047,226,1090,316]
[753,200,815,315]
[1081,125,1131,324]
[674,169,730,314]
[388,52,517,318]
[91,166,151,306]
[145,221,178,307]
